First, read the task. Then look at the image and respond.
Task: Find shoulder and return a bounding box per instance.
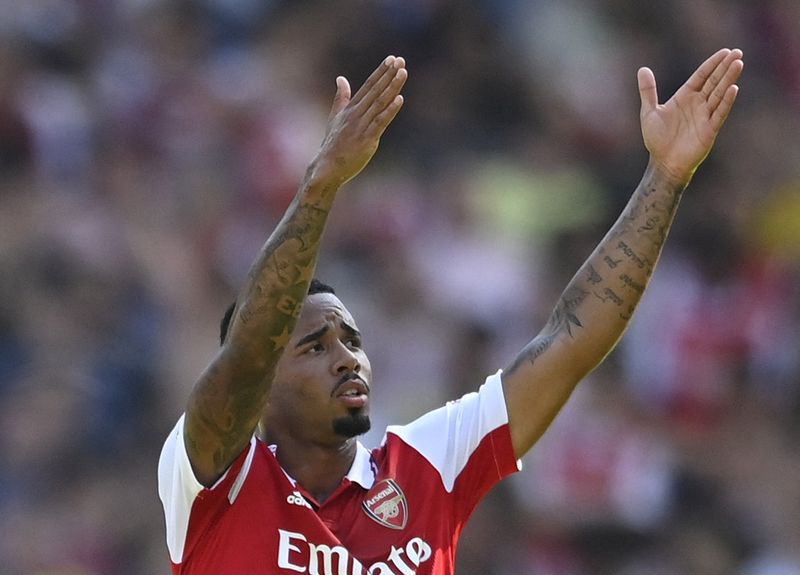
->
[376,372,518,491]
[384,371,509,449]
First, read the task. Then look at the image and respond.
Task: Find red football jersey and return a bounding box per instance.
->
[158,372,520,574]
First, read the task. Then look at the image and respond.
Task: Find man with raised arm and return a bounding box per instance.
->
[159,49,743,574]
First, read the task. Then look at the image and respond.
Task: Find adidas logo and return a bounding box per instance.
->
[286,491,312,509]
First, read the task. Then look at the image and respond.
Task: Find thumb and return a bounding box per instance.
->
[329,76,351,120]
[637,67,658,117]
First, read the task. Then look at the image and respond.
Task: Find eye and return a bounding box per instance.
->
[307,343,324,354]
[346,336,362,350]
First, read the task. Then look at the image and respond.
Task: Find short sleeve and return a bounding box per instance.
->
[157,415,256,564]
[385,371,522,494]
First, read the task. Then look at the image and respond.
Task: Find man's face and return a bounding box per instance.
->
[265,292,372,443]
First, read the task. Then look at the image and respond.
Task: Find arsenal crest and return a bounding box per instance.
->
[362,479,408,530]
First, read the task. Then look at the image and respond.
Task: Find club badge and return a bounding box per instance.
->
[362,479,408,530]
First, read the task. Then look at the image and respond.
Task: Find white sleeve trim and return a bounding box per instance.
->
[157,414,256,564]
[384,370,518,492]
[228,437,257,504]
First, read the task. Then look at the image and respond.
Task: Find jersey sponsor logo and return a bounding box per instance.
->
[362,479,407,530]
[287,490,313,509]
[278,529,431,574]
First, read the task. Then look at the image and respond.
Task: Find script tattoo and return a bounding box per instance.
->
[593,287,624,306]
[587,264,603,285]
[504,168,685,387]
[617,240,650,271]
[619,273,645,294]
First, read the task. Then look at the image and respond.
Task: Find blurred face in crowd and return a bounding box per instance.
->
[263,292,372,443]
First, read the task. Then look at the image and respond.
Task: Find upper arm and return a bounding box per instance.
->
[501,285,606,459]
[502,338,587,460]
[158,414,258,562]
[183,344,273,487]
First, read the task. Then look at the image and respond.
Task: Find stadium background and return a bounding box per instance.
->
[1,0,799,573]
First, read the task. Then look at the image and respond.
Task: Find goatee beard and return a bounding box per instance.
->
[332,411,371,438]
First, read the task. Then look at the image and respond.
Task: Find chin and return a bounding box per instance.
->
[332,412,371,438]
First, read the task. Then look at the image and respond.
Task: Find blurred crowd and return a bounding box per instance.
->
[1,0,799,573]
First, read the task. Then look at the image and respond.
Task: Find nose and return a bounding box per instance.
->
[332,341,361,375]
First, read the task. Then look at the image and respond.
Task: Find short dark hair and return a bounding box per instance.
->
[219,278,336,345]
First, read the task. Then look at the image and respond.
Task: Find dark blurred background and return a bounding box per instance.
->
[1,0,799,573]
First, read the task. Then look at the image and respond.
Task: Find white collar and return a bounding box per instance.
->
[345,440,376,490]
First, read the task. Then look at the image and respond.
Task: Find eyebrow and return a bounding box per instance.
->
[295,326,329,348]
[341,322,361,338]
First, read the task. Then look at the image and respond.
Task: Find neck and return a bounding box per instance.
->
[261,427,358,504]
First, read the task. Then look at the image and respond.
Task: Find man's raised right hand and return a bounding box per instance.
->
[308,55,408,188]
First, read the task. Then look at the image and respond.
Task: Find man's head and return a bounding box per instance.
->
[220,280,372,443]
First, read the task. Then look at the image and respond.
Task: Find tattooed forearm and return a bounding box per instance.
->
[234,200,329,340]
[593,287,624,306]
[506,162,687,380]
[593,165,683,316]
[619,273,645,294]
[587,264,603,285]
[185,178,340,484]
[617,240,652,272]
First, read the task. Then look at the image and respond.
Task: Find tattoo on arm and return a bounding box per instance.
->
[505,171,684,381]
[186,191,335,479]
[508,286,588,373]
[235,203,328,340]
[593,287,624,306]
[619,273,645,294]
[187,358,271,473]
[587,264,603,285]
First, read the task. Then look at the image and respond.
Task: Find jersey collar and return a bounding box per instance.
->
[345,441,376,490]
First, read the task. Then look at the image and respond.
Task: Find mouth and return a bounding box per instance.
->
[333,376,369,408]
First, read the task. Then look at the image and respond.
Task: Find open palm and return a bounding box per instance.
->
[314,56,407,187]
[639,49,743,184]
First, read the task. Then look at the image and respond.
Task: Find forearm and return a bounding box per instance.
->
[503,48,742,458]
[181,56,408,485]
[532,159,685,374]
[503,160,686,455]
[185,168,339,483]
[231,169,338,359]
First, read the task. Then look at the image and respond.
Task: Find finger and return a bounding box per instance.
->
[364,65,408,125]
[707,53,744,111]
[328,76,351,121]
[638,67,658,116]
[349,55,396,108]
[365,95,405,140]
[709,84,739,133]
[352,57,405,114]
[700,48,743,99]
[685,48,731,92]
